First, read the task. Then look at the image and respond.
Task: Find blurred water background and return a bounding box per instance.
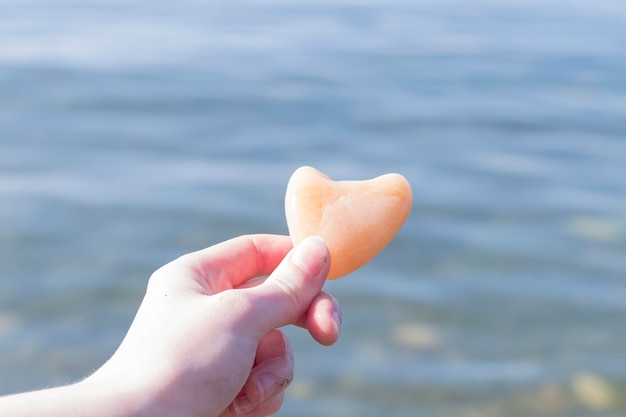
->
[1,0,626,415]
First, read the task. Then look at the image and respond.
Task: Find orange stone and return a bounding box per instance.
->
[285,166,412,279]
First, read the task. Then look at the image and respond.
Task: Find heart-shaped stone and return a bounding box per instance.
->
[285,166,412,279]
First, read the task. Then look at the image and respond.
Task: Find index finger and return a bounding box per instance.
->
[183,234,294,292]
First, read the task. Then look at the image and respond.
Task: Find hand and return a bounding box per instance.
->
[84,234,341,417]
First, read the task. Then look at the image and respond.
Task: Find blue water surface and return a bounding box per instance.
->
[1,1,626,416]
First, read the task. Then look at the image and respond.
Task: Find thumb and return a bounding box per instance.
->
[241,236,330,337]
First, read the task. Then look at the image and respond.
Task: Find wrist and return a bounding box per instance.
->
[79,360,166,417]
[0,380,118,417]
[74,374,140,417]
[81,354,219,417]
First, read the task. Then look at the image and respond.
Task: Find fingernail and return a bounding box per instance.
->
[289,236,328,279]
[331,296,343,334]
[256,372,277,402]
[232,396,256,416]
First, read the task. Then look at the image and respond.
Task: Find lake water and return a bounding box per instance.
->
[1,0,626,415]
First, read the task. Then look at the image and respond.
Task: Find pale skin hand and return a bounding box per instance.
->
[0,235,342,417]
